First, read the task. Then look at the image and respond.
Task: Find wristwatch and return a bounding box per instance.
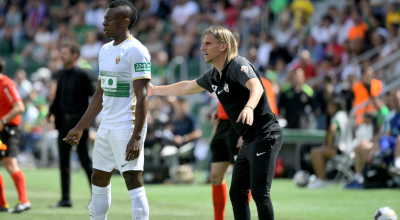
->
[1,119,7,125]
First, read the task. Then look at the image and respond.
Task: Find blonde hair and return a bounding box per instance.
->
[202,26,238,62]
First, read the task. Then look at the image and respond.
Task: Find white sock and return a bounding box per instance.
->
[129,186,149,220]
[354,173,364,183]
[90,184,111,220]
[395,158,400,169]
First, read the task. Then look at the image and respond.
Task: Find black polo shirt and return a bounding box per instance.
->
[196,56,281,141]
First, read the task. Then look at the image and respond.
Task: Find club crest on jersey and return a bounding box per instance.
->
[116,55,121,64]
[212,85,218,91]
[224,83,229,93]
[241,66,249,73]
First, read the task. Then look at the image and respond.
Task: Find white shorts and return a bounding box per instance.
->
[93,127,147,173]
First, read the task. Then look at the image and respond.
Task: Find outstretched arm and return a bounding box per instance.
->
[149,80,205,96]
[64,81,103,145]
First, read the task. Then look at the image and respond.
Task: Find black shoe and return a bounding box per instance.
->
[11,202,31,213]
[48,200,72,208]
[0,205,9,212]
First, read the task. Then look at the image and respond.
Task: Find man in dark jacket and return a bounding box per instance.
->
[47,43,97,208]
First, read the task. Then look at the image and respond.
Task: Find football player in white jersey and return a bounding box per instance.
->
[63,1,151,219]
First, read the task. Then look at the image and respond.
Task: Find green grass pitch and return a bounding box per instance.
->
[0,168,398,219]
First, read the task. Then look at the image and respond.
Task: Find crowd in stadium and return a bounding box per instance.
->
[1,0,400,189]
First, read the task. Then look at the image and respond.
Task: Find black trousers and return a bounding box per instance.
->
[229,130,283,220]
[57,118,93,202]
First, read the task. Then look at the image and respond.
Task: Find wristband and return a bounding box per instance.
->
[182,135,189,143]
[244,105,254,111]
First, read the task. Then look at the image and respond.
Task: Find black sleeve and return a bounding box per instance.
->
[82,69,97,96]
[196,68,214,93]
[232,57,258,88]
[278,91,286,112]
[49,71,63,114]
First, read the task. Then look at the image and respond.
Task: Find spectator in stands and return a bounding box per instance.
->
[84,0,108,33]
[160,97,202,163]
[385,2,400,31]
[2,3,23,50]
[255,31,272,72]
[278,68,313,129]
[345,94,392,189]
[325,35,344,66]
[268,37,292,68]
[311,15,337,45]
[290,0,314,31]
[348,8,368,41]
[273,18,294,47]
[308,97,353,188]
[171,0,199,27]
[352,66,383,125]
[336,8,354,45]
[80,31,102,74]
[13,69,32,103]
[303,35,325,64]
[292,50,316,81]
[216,0,238,28]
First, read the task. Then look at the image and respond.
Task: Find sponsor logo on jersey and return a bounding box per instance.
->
[116,55,121,64]
[134,63,151,72]
[224,83,229,93]
[241,65,249,73]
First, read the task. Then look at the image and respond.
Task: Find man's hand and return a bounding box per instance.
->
[148,83,155,97]
[63,127,84,146]
[174,135,183,145]
[236,106,254,125]
[236,136,243,149]
[125,138,141,161]
[211,110,219,126]
[46,112,53,123]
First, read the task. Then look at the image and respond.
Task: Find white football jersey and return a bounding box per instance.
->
[98,35,151,130]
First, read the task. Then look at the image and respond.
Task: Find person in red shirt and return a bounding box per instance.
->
[0,57,31,213]
[293,50,316,81]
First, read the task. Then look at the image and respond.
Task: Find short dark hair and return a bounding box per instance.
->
[328,97,345,112]
[61,42,81,58]
[109,0,138,29]
[0,57,4,73]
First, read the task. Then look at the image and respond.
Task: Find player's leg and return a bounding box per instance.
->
[76,129,93,190]
[248,130,282,220]
[2,126,30,213]
[123,171,149,220]
[112,128,149,220]
[229,144,251,220]
[210,120,231,220]
[309,145,338,188]
[90,169,113,220]
[0,171,7,211]
[90,128,115,220]
[211,162,230,220]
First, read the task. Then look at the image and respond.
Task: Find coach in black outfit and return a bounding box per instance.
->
[47,43,96,208]
[149,26,283,220]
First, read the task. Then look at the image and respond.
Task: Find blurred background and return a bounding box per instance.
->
[1,0,400,218]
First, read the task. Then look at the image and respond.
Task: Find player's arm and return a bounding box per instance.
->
[149,80,205,96]
[63,81,104,145]
[125,79,150,161]
[326,122,338,148]
[0,101,25,131]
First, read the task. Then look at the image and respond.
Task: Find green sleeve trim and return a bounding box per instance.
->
[281,83,293,92]
[302,84,314,97]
